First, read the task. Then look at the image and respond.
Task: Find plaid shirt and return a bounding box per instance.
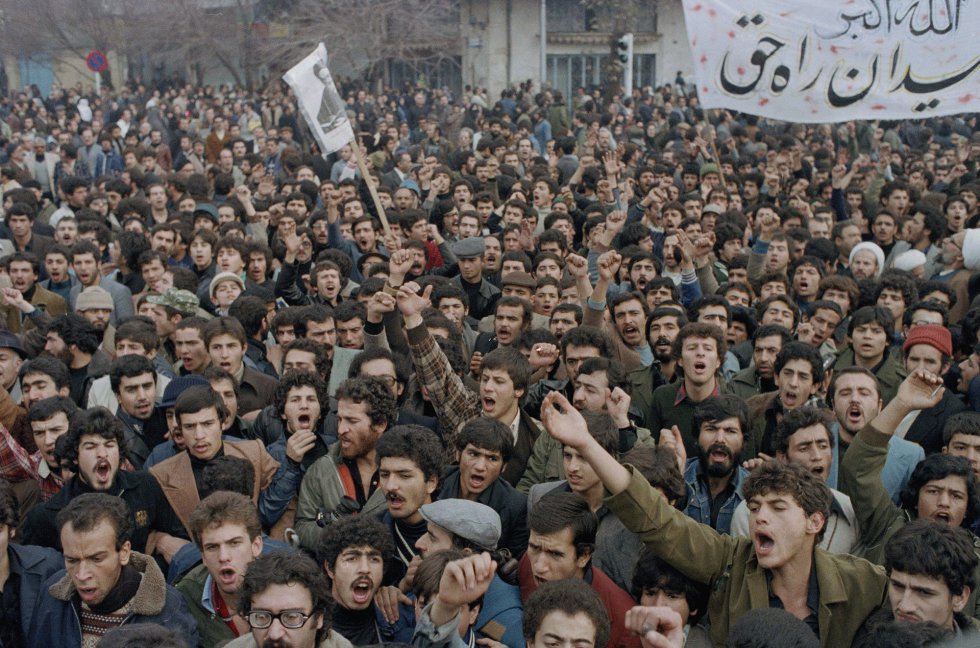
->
[0,421,63,499]
[407,322,480,458]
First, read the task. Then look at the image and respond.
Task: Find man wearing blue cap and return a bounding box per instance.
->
[415,499,525,648]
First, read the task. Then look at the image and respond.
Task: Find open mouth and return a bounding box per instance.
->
[754,531,775,555]
[351,578,374,605]
[693,361,707,373]
[297,414,312,430]
[933,511,952,524]
[482,397,496,413]
[623,325,639,339]
[846,405,863,425]
[782,392,798,406]
[77,586,99,602]
[811,465,825,477]
[387,493,404,509]
[219,567,238,584]
[95,460,111,482]
[468,474,486,491]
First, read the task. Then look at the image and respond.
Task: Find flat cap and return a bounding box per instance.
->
[501,271,536,290]
[75,286,114,312]
[419,499,501,550]
[0,330,27,359]
[209,272,245,297]
[451,236,486,259]
[148,288,200,315]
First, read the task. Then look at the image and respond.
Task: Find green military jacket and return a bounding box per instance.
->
[607,467,889,648]
[839,423,980,620]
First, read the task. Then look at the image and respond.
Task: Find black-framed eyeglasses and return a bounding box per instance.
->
[247,609,314,629]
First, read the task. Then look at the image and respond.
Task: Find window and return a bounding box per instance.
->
[547,0,657,33]
[548,53,656,99]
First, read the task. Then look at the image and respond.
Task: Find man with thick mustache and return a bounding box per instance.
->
[317,515,408,645]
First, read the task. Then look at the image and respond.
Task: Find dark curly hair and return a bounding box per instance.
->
[334,376,397,429]
[375,424,445,482]
[46,313,101,355]
[885,519,978,597]
[239,551,334,644]
[61,406,128,473]
[274,370,328,422]
[774,406,833,456]
[742,461,832,543]
[317,514,395,576]
[670,322,728,363]
[523,580,610,648]
[560,325,613,360]
[281,338,332,380]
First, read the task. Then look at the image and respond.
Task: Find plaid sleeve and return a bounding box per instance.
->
[0,422,39,483]
[408,324,480,456]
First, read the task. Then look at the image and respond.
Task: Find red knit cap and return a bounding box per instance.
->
[903,324,952,357]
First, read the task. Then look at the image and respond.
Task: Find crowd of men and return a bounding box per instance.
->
[0,73,977,648]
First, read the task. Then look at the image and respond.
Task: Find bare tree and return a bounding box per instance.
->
[0,0,460,90]
[260,0,460,85]
[0,0,130,88]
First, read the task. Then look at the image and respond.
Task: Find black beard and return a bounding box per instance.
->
[652,336,673,363]
[697,442,740,479]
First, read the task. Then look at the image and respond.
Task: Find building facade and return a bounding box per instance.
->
[461,0,694,100]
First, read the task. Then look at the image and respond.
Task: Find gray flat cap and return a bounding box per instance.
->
[419,499,501,550]
[451,236,486,259]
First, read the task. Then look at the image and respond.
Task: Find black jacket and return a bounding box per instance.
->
[902,388,966,455]
[4,543,63,648]
[20,470,186,552]
[438,465,529,559]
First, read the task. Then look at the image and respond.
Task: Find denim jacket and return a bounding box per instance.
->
[683,458,748,535]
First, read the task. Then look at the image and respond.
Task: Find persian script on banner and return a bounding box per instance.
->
[282,43,354,156]
[682,0,980,122]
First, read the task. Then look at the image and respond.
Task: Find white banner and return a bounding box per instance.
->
[282,43,355,155]
[682,0,980,122]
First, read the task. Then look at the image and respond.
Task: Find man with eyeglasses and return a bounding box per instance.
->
[227,550,348,648]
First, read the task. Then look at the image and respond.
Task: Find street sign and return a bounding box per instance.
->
[86,51,108,73]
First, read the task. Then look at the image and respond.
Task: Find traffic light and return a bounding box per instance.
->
[616,33,634,91]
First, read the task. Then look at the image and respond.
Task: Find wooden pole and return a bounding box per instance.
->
[350,136,391,238]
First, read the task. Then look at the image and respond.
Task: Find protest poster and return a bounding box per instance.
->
[682,0,979,122]
[282,43,355,155]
